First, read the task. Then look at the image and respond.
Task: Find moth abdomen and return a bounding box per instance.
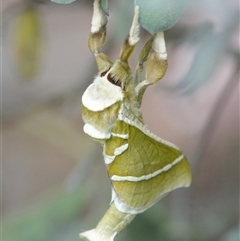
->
[80,202,135,241]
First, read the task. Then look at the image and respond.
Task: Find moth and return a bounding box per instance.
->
[80,1,192,241]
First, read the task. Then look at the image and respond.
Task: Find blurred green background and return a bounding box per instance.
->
[2,0,239,241]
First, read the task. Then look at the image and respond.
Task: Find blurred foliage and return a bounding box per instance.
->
[3,189,89,241]
[169,11,239,94]
[115,203,193,241]
[12,5,42,80]
[51,0,77,4]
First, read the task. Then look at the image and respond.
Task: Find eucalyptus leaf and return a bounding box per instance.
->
[100,0,109,15]
[50,0,77,4]
[135,0,188,33]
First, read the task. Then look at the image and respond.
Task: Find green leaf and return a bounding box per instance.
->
[100,0,109,15]
[50,0,77,4]
[135,0,188,33]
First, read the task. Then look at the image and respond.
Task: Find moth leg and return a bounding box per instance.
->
[134,37,153,82]
[88,0,107,53]
[135,32,168,101]
[146,32,168,83]
[133,37,153,102]
[119,5,140,62]
[88,0,113,74]
[109,6,140,87]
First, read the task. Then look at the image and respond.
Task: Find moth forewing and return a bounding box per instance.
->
[81,74,125,141]
[105,120,191,213]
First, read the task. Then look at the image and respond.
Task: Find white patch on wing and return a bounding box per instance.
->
[111,155,184,182]
[104,155,115,165]
[111,132,129,139]
[83,123,110,139]
[104,143,129,165]
[110,155,187,214]
[111,188,148,214]
[82,76,123,112]
[110,187,117,203]
[114,143,128,156]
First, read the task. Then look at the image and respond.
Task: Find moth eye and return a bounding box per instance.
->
[100,70,109,77]
[107,73,122,88]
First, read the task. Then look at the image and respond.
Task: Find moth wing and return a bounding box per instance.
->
[108,124,192,213]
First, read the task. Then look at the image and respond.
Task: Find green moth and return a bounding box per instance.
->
[80,1,192,240]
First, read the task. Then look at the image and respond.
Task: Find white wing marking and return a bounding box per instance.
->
[111,188,151,214]
[83,123,111,139]
[104,143,129,165]
[111,132,129,139]
[82,76,123,111]
[111,155,184,182]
